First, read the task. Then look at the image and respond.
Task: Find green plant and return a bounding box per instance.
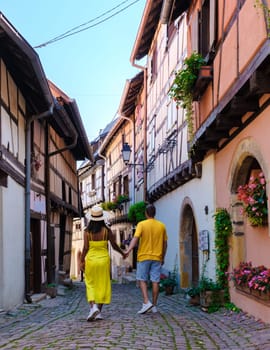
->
[127,201,147,224]
[237,173,268,226]
[187,286,200,297]
[214,208,232,302]
[101,201,117,211]
[199,275,223,292]
[162,275,177,288]
[115,194,129,205]
[169,52,205,139]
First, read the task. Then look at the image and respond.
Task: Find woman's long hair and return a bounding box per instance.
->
[86,220,106,233]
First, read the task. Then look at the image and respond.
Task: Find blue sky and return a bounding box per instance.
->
[0,0,145,141]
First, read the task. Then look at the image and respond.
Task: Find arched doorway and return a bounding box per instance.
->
[179,202,199,288]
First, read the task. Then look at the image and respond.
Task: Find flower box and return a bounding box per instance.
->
[235,284,270,302]
[192,66,213,101]
[235,285,252,295]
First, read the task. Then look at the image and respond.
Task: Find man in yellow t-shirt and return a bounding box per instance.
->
[126,204,167,314]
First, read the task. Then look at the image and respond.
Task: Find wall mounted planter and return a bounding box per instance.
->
[192,66,213,101]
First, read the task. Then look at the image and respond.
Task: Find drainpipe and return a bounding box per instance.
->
[160,0,174,24]
[46,107,78,284]
[130,62,147,201]
[25,105,54,303]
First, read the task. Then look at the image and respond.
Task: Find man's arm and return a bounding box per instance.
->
[125,236,139,256]
[161,240,167,265]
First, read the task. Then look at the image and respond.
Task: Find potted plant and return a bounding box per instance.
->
[162,274,177,295]
[237,172,268,226]
[199,276,224,310]
[187,286,200,305]
[169,52,206,140]
[45,283,57,298]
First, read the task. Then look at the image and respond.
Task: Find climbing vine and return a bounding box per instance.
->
[213,208,232,300]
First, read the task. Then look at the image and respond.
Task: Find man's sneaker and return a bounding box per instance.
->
[137,301,153,314]
[87,304,100,321]
[151,306,158,313]
[95,313,103,320]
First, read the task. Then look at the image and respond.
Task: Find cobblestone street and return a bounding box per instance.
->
[1,281,270,349]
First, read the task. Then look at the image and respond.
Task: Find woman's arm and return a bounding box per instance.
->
[108,229,126,258]
[80,230,89,271]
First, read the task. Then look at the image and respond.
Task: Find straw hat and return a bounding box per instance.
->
[88,205,106,221]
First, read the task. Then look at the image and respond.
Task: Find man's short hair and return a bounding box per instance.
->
[146,204,156,217]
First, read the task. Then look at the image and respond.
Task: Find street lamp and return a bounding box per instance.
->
[121,142,144,169]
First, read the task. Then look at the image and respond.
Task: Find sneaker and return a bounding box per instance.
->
[87,304,100,321]
[137,301,153,314]
[95,313,103,320]
[151,306,158,313]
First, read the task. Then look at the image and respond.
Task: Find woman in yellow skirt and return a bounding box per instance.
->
[80,206,126,321]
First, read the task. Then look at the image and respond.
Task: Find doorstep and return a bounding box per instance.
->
[30,293,47,303]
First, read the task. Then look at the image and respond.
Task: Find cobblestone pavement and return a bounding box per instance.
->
[1,281,270,349]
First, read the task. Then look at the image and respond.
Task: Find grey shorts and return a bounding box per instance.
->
[136,260,161,282]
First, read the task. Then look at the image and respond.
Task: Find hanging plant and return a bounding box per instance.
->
[169,52,205,139]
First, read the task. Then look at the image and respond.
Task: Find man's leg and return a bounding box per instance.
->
[138,280,150,304]
[152,281,159,306]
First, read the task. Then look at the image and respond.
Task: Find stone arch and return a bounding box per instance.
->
[179,197,199,288]
[229,137,268,193]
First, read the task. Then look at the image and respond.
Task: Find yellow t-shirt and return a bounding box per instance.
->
[134,218,167,262]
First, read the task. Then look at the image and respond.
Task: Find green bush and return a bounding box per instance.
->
[128,201,147,224]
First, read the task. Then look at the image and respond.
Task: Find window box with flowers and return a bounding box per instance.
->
[237,172,268,226]
[228,261,270,302]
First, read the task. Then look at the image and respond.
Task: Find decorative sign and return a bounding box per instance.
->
[199,230,209,251]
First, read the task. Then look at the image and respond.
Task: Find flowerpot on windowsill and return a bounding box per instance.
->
[192,66,213,101]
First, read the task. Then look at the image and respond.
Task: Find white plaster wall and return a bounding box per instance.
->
[0,178,25,309]
[154,154,217,281]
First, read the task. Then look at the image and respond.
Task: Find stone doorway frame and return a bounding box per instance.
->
[179,197,199,288]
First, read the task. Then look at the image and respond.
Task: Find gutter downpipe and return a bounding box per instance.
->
[131,62,147,202]
[46,109,78,284]
[25,105,54,303]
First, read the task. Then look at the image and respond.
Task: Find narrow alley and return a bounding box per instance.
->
[1,282,270,350]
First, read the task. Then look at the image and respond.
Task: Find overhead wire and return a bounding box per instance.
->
[34,0,141,48]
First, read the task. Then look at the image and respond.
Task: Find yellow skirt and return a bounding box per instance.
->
[84,240,111,304]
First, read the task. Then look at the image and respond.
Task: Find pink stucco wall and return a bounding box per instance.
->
[216,106,270,323]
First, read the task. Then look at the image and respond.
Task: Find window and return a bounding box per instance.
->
[91,173,96,190]
[123,175,129,196]
[200,0,216,59]
[62,180,66,201]
[167,99,178,132]
[150,46,158,83]
[149,116,156,155]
